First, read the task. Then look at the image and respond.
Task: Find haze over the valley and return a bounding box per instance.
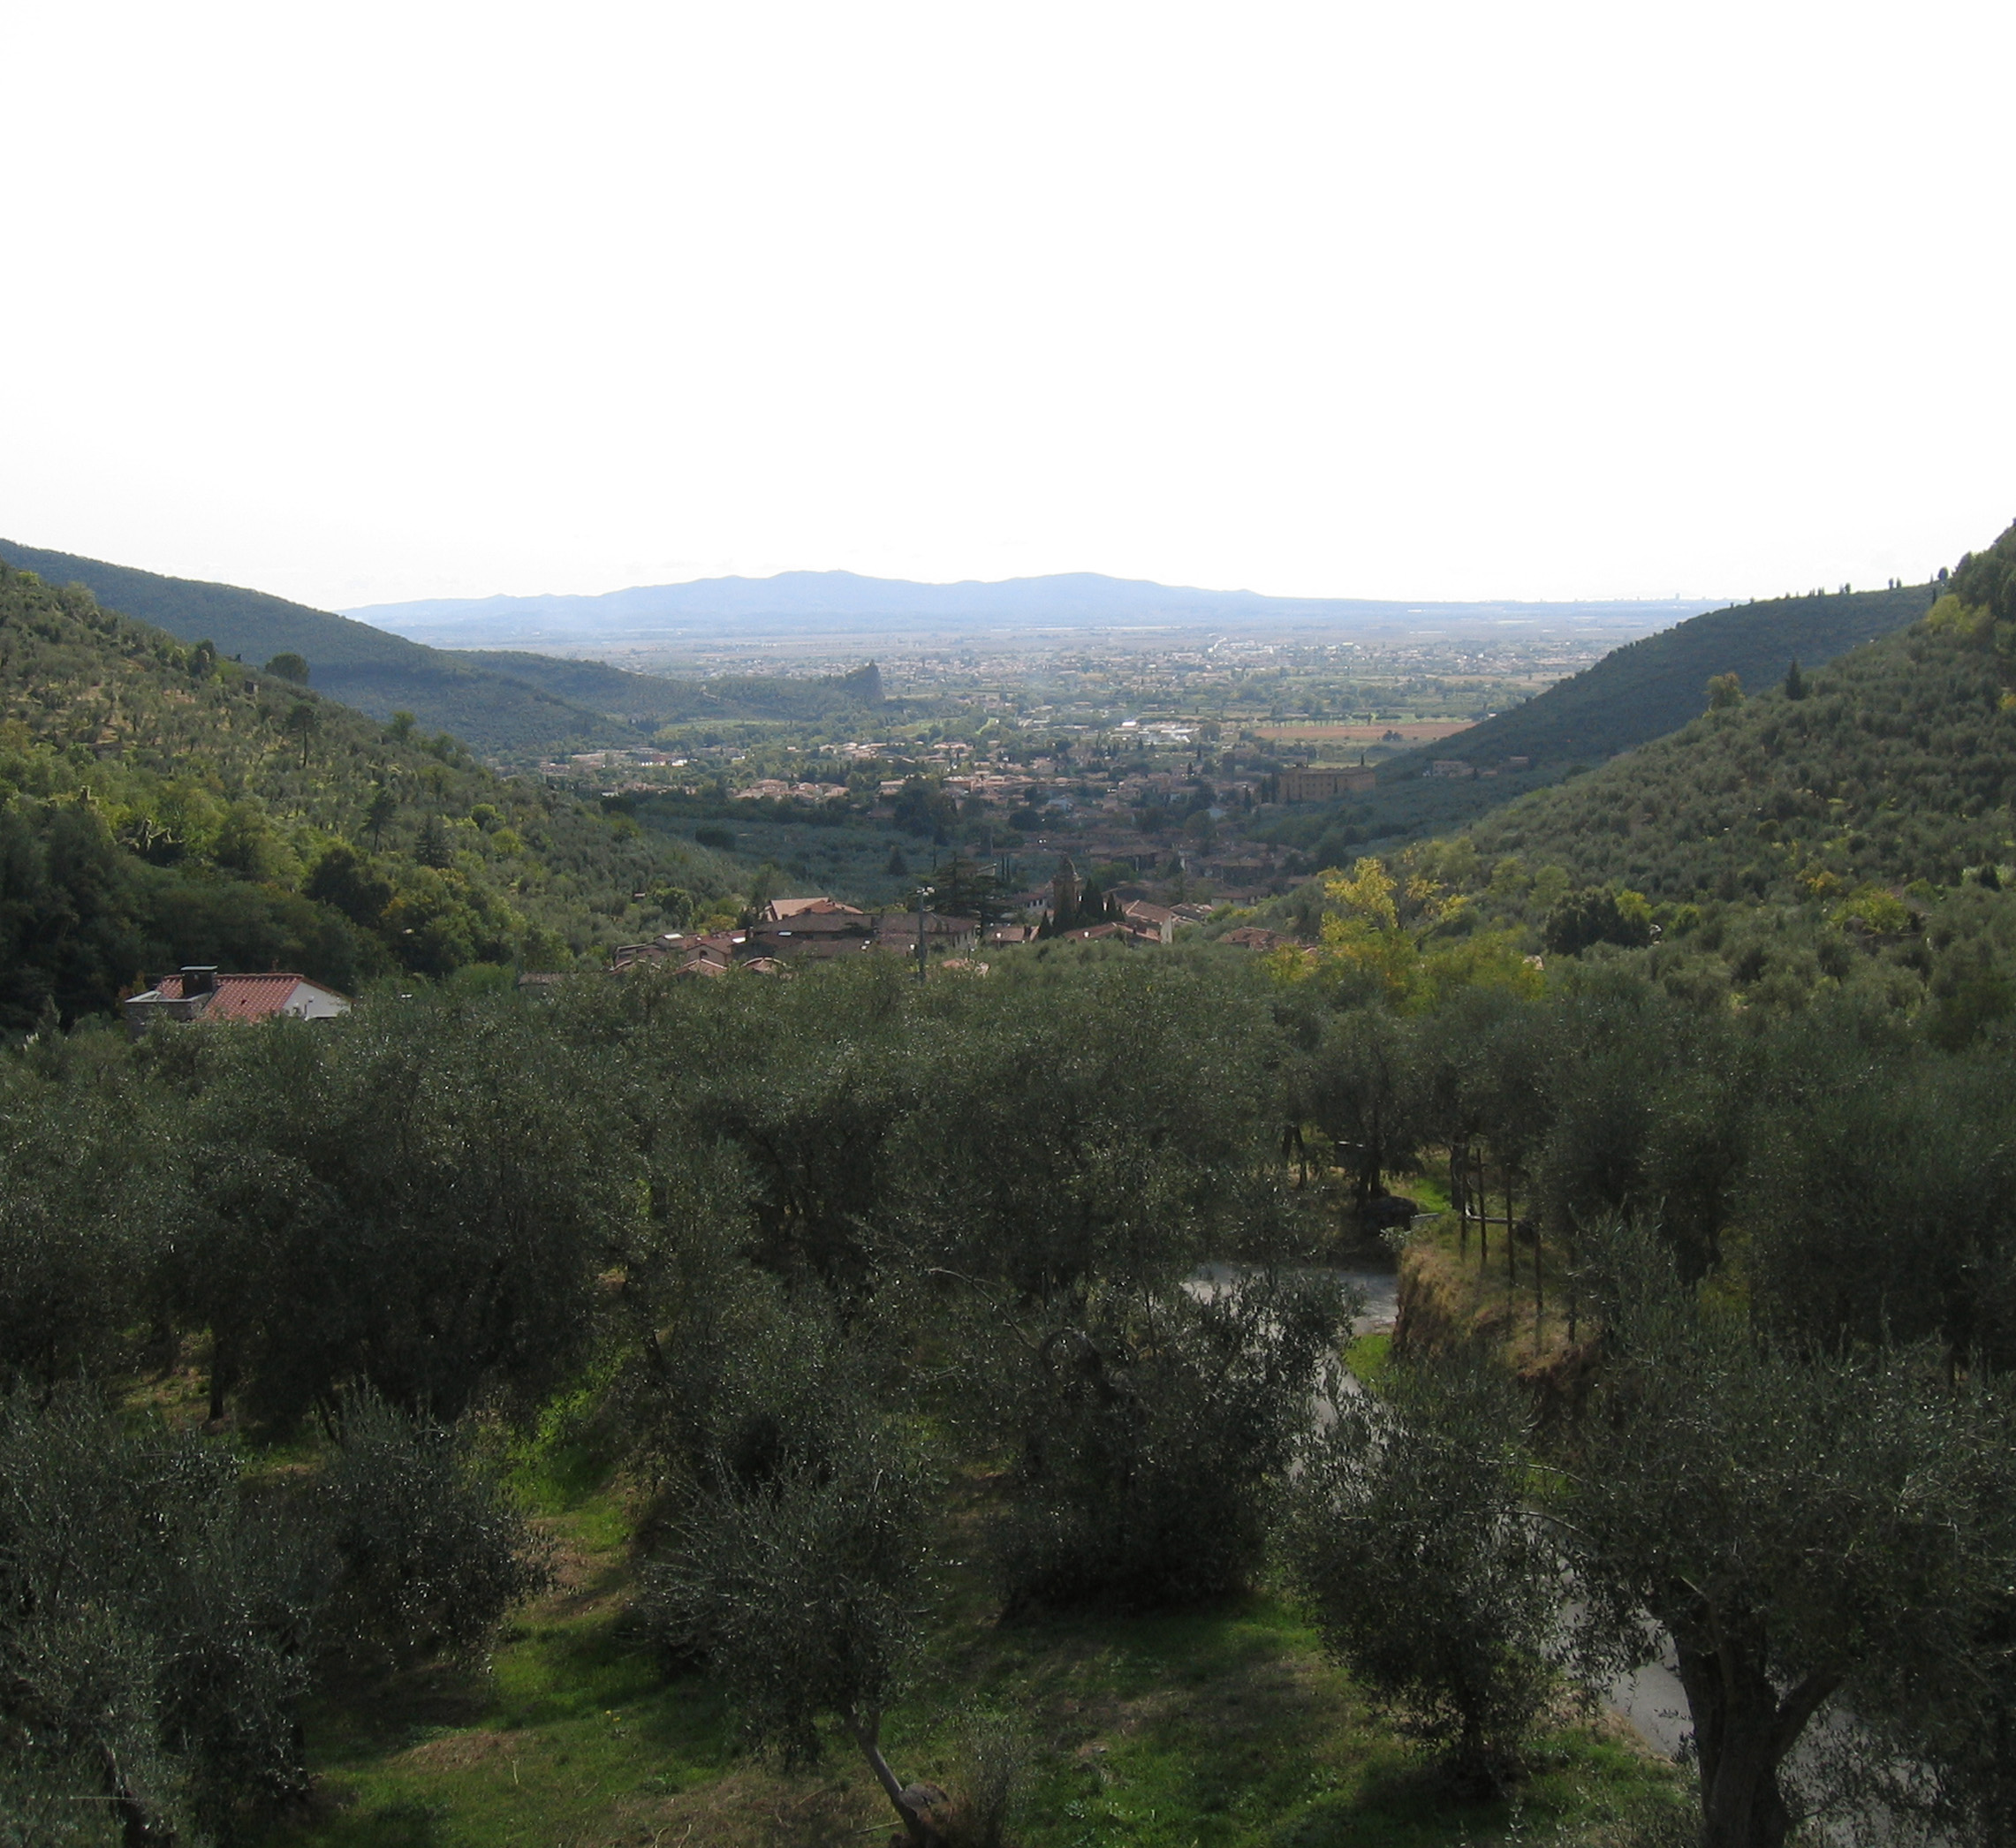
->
[347,570,1722,654]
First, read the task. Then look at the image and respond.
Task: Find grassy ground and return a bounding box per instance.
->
[267,1460,1684,1848]
[1398,1210,1593,1383]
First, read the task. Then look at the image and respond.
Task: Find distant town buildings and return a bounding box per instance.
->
[1275,764,1377,801]
[733,778,850,803]
[591,878,1277,979]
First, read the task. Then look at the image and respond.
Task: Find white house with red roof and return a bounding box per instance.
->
[123,966,352,1035]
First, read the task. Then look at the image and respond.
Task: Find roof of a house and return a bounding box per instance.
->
[764,897,868,921]
[146,973,342,1019]
[749,929,872,958]
[875,912,981,936]
[762,911,875,935]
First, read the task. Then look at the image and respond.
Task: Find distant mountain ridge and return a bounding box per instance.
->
[348,569,1720,647]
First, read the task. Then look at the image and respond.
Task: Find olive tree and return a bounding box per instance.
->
[0,1084,167,1390]
[0,1382,550,1845]
[663,963,918,1294]
[0,1386,324,1844]
[889,958,1283,1300]
[1291,1004,1425,1211]
[985,1270,1345,1614]
[1281,1346,1573,1793]
[167,998,630,1427]
[639,1428,936,1841]
[1743,1046,2016,1375]
[316,1388,550,1670]
[1563,1224,2016,1848]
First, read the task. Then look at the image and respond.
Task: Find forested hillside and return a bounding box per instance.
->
[0,539,655,758]
[1241,522,2016,1049]
[1464,613,2011,902]
[458,649,884,723]
[0,563,738,1028]
[0,542,887,761]
[1261,581,1934,864]
[1409,580,1933,774]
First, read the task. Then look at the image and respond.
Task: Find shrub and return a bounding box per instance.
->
[993,1273,1341,1613]
[1542,886,1654,957]
[0,1385,326,1842]
[1833,882,1914,935]
[317,1389,549,1669]
[1280,1348,1572,1794]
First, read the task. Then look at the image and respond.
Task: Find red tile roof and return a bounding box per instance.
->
[764,897,868,921]
[152,973,320,1019]
[1223,927,1290,951]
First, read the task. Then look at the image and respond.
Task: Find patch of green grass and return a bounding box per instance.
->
[1343,1331,1391,1384]
[1405,1173,1454,1216]
[928,1597,1681,1848]
[269,1488,1682,1848]
[287,1603,739,1848]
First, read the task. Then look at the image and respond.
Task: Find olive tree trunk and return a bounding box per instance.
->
[1672,1628,1838,1848]
[842,1707,935,1844]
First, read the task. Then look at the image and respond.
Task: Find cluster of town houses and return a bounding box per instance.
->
[117,864,1300,1029]
[609,859,1272,979]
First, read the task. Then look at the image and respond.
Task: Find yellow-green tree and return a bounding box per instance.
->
[1296,857,1539,1009]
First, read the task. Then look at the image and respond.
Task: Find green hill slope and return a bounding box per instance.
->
[1258,582,1935,864]
[0,539,647,759]
[1460,615,2012,902]
[1408,581,1933,774]
[0,542,891,757]
[458,652,884,725]
[1309,527,2016,1033]
[0,563,739,1030]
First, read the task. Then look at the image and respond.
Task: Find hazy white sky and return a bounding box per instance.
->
[4,3,2012,610]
